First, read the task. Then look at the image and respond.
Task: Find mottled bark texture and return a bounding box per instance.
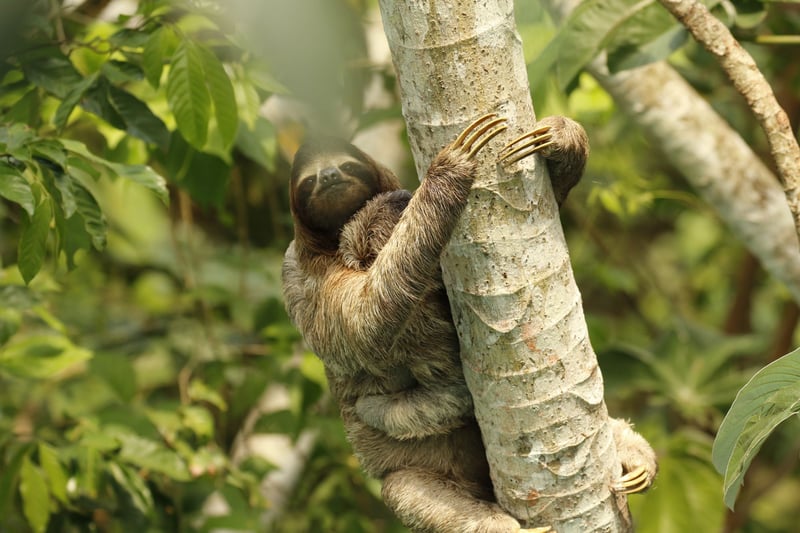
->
[377,0,633,530]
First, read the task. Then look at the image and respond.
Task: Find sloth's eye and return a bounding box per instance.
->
[300,176,316,189]
[340,162,362,175]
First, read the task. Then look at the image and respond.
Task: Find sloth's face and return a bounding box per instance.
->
[292,153,380,234]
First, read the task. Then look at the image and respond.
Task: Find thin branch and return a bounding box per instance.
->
[659,0,800,244]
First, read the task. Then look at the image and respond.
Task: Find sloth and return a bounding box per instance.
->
[282,114,657,532]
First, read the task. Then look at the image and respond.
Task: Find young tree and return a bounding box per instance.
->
[377,0,637,530]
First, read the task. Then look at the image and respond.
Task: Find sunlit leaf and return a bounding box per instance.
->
[108,163,170,204]
[0,334,92,378]
[19,455,50,533]
[31,139,67,168]
[38,444,68,504]
[167,40,211,148]
[197,44,238,149]
[110,429,191,481]
[188,380,228,411]
[142,27,171,88]
[18,197,52,284]
[0,161,34,215]
[712,347,800,509]
[101,60,144,84]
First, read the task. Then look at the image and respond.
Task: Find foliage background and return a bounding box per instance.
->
[0,0,798,532]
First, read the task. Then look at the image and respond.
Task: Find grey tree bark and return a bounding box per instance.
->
[377,0,631,530]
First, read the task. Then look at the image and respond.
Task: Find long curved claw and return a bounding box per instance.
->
[454,113,499,146]
[452,113,508,159]
[521,527,554,533]
[465,118,508,158]
[499,126,553,165]
[611,465,651,495]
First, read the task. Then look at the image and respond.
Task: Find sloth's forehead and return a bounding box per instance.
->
[299,153,362,175]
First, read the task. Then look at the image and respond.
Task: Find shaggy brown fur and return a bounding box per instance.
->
[282,116,656,532]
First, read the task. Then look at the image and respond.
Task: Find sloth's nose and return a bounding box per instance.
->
[318,166,340,184]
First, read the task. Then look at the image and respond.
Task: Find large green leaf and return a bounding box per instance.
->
[167,40,211,149]
[0,161,34,215]
[712,347,800,509]
[197,44,239,150]
[82,79,127,130]
[142,27,174,88]
[19,455,50,533]
[18,197,52,284]
[107,85,170,148]
[529,0,664,89]
[61,139,169,204]
[20,47,83,99]
[109,163,170,205]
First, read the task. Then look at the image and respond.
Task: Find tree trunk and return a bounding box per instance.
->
[377,1,631,530]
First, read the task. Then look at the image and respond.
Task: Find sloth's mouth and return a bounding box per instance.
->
[319,180,347,193]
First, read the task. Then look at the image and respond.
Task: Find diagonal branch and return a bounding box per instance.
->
[659,0,800,244]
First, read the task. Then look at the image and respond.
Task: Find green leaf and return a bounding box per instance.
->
[0,334,92,379]
[20,47,83,98]
[82,79,127,130]
[236,117,277,172]
[142,26,178,88]
[53,72,99,131]
[60,139,170,204]
[31,139,67,169]
[107,85,170,147]
[108,163,170,204]
[188,379,228,410]
[167,133,229,207]
[101,60,144,84]
[607,24,686,73]
[528,0,661,89]
[197,44,239,149]
[54,202,92,270]
[108,462,154,516]
[0,161,34,215]
[51,169,77,218]
[19,455,50,533]
[38,444,68,504]
[0,308,21,346]
[0,444,31,517]
[71,181,107,250]
[109,429,191,481]
[167,40,211,148]
[712,347,800,509]
[18,197,52,284]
